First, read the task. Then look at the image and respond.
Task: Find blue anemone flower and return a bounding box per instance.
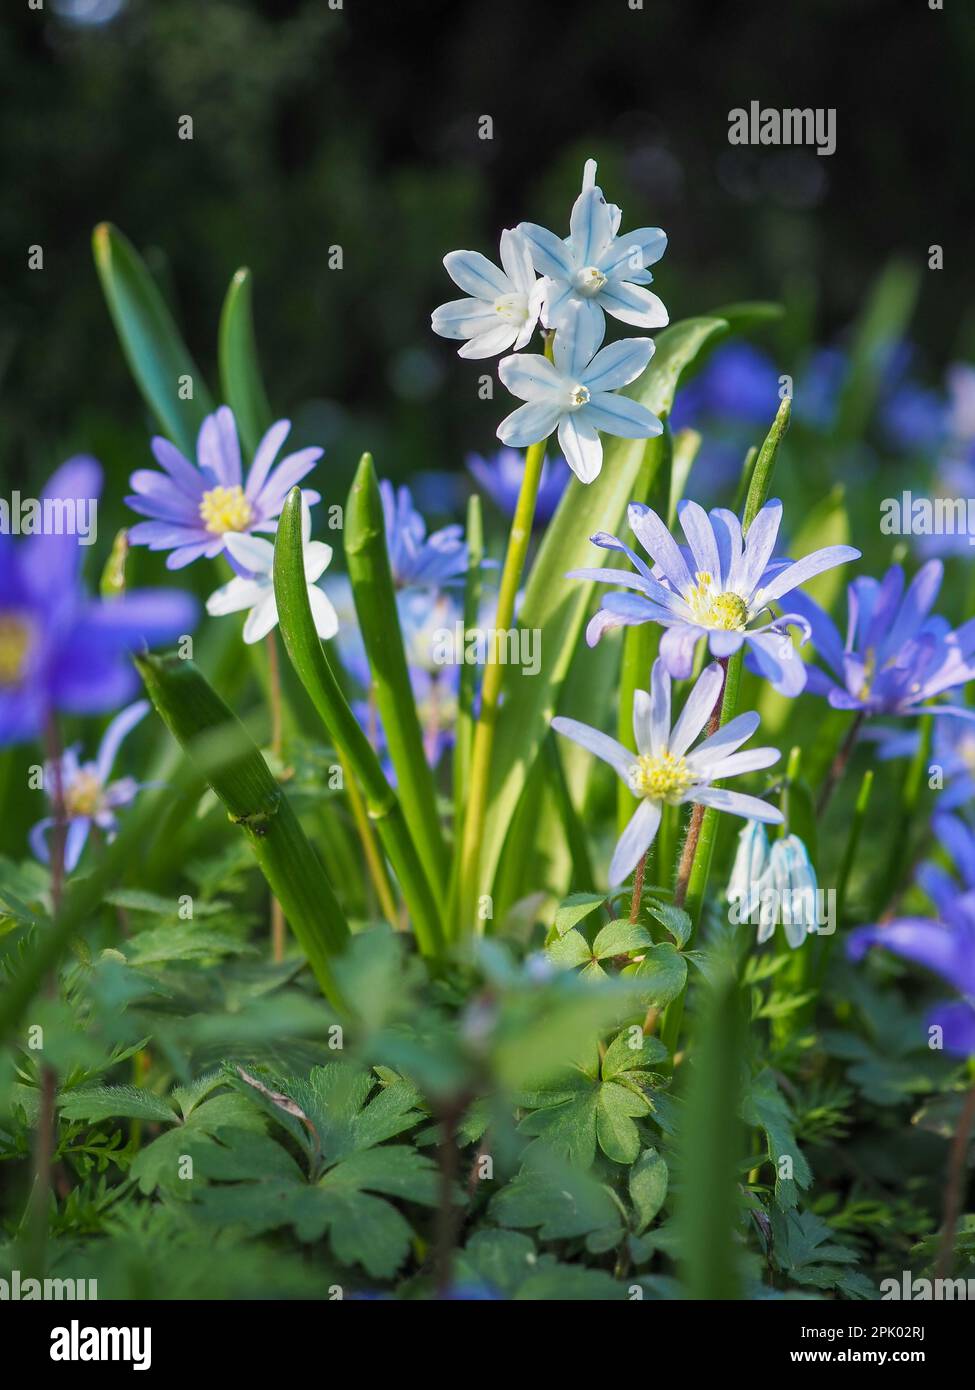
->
[571,498,858,696]
[30,699,150,872]
[848,874,975,1059]
[0,458,198,746]
[126,406,322,570]
[788,561,975,720]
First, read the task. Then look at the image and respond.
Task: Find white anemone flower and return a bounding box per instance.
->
[496,300,662,483]
[206,498,338,644]
[431,228,543,359]
[553,658,783,886]
[519,159,668,339]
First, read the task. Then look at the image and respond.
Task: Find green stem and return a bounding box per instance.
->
[457,350,552,934]
[544,732,595,892]
[272,488,445,959]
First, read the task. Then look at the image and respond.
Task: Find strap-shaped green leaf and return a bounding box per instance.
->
[272,487,445,958]
[136,652,350,1008]
[345,454,446,903]
[92,222,213,457]
[218,267,274,460]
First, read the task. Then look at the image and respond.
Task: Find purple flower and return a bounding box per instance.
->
[30,700,150,872]
[788,561,975,720]
[466,449,570,527]
[381,481,468,591]
[572,498,859,696]
[0,459,198,746]
[126,406,322,570]
[670,343,781,432]
[848,893,975,1058]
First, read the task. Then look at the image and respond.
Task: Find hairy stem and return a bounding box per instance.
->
[936,1083,975,1282]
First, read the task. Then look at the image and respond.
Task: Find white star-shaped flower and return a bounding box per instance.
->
[431,228,543,359]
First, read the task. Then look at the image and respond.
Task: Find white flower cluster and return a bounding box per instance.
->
[432,160,669,483]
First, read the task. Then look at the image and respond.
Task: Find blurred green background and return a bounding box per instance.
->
[2,0,972,509]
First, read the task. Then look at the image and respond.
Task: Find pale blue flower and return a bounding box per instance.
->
[519,159,668,339]
[553,658,782,886]
[497,300,662,483]
[431,228,543,359]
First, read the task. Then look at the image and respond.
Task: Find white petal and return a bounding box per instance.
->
[608,799,662,887]
[599,280,669,328]
[224,532,274,576]
[517,221,576,281]
[551,715,634,780]
[242,592,280,644]
[206,576,267,617]
[669,662,725,756]
[458,321,520,359]
[552,300,603,379]
[443,249,509,301]
[308,585,339,640]
[687,711,761,766]
[689,787,784,824]
[582,394,663,439]
[597,227,668,278]
[303,540,333,583]
[497,400,563,449]
[558,414,602,483]
[498,227,536,295]
[431,298,498,340]
[700,747,780,780]
[582,337,654,393]
[569,187,614,266]
[497,352,564,401]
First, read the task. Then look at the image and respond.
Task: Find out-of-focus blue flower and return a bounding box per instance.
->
[553,658,782,886]
[127,406,321,570]
[466,448,570,527]
[518,158,668,340]
[572,498,858,696]
[793,347,848,432]
[789,561,975,721]
[671,343,781,432]
[915,812,975,916]
[848,892,975,1057]
[381,481,468,591]
[0,459,198,747]
[29,699,149,872]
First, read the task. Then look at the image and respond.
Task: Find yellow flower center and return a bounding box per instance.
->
[199,484,253,536]
[685,572,749,631]
[857,648,877,700]
[568,383,591,409]
[0,614,31,686]
[64,770,104,818]
[493,292,528,324]
[575,265,608,296]
[628,750,695,802]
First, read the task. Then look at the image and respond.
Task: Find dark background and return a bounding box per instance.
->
[1,0,972,503]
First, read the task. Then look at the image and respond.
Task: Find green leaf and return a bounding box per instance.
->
[58,1085,176,1126]
[130,1092,266,1194]
[271,488,444,958]
[344,453,447,904]
[592,919,654,959]
[553,892,606,937]
[489,1161,621,1240]
[478,315,731,899]
[628,943,687,1007]
[596,1082,647,1163]
[218,267,273,459]
[643,898,693,948]
[136,652,350,1005]
[547,929,593,969]
[629,1147,669,1233]
[741,1070,813,1211]
[601,1028,668,1081]
[92,222,212,458]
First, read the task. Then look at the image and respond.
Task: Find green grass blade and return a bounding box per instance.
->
[218,267,274,459]
[345,453,447,902]
[136,653,350,1006]
[92,222,213,458]
[272,486,445,958]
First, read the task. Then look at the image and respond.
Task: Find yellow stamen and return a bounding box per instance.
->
[685,572,749,631]
[64,770,104,818]
[199,484,253,536]
[0,614,31,686]
[628,750,695,802]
